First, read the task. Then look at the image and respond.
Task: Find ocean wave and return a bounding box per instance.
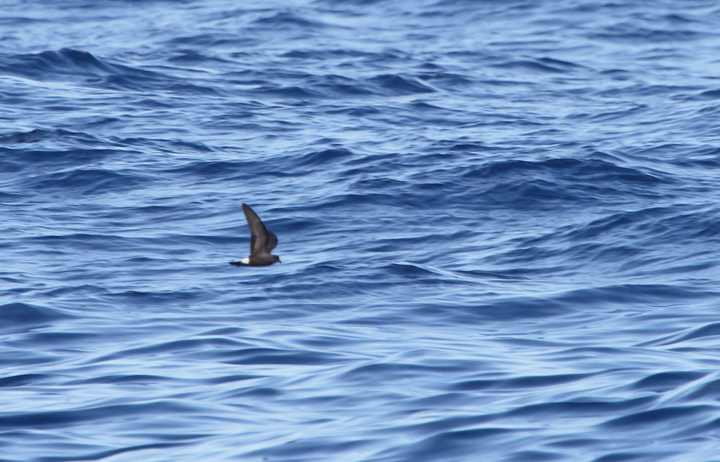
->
[3,0,720,461]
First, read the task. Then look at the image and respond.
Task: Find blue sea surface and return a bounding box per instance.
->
[2,0,720,460]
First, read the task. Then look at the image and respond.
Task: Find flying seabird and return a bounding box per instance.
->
[230,203,281,266]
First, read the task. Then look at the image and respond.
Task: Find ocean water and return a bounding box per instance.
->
[2,0,720,460]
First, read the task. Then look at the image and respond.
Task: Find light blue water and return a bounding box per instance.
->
[2,1,720,461]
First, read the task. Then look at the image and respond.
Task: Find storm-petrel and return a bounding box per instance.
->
[230,203,281,266]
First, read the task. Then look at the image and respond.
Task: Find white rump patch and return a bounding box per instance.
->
[241,257,250,265]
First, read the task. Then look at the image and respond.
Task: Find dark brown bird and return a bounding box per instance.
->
[229,203,281,266]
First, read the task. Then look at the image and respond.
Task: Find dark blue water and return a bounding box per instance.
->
[3,0,720,460]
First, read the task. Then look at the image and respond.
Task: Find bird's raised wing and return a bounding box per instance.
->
[265,230,278,253]
[243,203,269,256]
